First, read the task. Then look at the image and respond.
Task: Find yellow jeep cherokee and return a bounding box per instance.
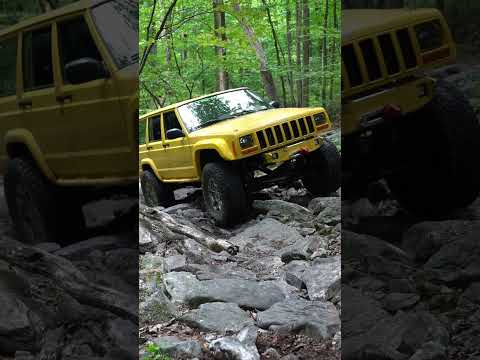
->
[139,88,340,226]
[342,8,480,216]
[0,0,138,243]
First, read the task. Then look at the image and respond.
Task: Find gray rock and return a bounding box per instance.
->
[402,221,480,263]
[302,256,341,301]
[230,218,304,252]
[253,200,313,223]
[384,293,420,312]
[153,336,203,358]
[308,197,339,215]
[181,302,254,333]
[209,326,260,360]
[409,341,446,360]
[162,255,187,273]
[257,299,340,340]
[140,289,177,326]
[35,242,61,253]
[164,272,285,310]
[315,203,341,226]
[0,293,35,353]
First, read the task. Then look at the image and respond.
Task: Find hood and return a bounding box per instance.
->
[188,107,325,138]
[342,8,441,43]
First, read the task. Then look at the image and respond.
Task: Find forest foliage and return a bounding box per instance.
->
[140,0,341,120]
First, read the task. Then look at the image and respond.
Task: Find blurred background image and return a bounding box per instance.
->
[0,1,139,358]
[341,1,480,359]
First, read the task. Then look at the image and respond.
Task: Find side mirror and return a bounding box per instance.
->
[166,128,184,140]
[269,100,280,108]
[65,58,109,85]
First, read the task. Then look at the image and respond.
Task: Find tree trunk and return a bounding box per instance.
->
[329,0,338,102]
[286,0,297,106]
[321,0,329,102]
[232,1,279,102]
[302,0,310,107]
[295,0,303,107]
[262,0,287,106]
[213,0,229,91]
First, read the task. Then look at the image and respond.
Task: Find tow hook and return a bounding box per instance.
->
[290,151,308,169]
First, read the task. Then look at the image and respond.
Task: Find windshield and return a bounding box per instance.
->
[178,89,271,132]
[91,0,138,69]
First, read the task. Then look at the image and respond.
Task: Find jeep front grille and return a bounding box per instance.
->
[256,117,316,150]
[343,27,418,90]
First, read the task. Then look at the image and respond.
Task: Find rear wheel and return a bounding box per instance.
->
[140,170,175,207]
[387,81,480,216]
[3,157,81,244]
[302,139,341,196]
[202,162,247,227]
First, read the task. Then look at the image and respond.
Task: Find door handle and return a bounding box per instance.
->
[56,94,72,103]
[147,146,153,150]
[163,143,170,148]
[18,99,32,109]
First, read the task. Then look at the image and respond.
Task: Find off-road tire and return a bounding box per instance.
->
[387,81,480,216]
[140,170,174,207]
[302,139,341,196]
[4,157,58,244]
[202,162,248,227]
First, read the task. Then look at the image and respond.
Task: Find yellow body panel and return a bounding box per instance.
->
[0,0,138,186]
[342,9,456,135]
[139,90,332,183]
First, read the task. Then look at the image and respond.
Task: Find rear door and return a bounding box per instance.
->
[0,34,21,172]
[20,23,68,175]
[145,115,168,179]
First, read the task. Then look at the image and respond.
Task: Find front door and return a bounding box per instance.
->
[54,14,125,179]
[161,110,195,180]
[145,115,167,179]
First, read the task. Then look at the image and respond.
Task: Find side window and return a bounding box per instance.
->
[23,26,53,91]
[163,111,182,134]
[58,16,104,83]
[149,116,162,142]
[0,36,17,97]
[139,119,146,145]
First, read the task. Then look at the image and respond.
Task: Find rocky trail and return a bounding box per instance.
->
[139,135,342,360]
[0,182,139,359]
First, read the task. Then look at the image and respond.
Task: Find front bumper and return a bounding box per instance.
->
[261,136,322,165]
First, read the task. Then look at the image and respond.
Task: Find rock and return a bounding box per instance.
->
[0,293,36,353]
[140,289,177,326]
[180,302,254,333]
[402,221,480,263]
[162,255,187,273]
[253,200,313,223]
[209,326,260,360]
[262,348,281,359]
[280,250,308,264]
[424,231,480,284]
[409,341,447,360]
[302,256,341,301]
[230,218,304,252]
[308,197,339,215]
[384,293,420,312]
[283,260,309,290]
[53,235,126,259]
[164,272,285,310]
[256,299,340,340]
[153,336,203,358]
[35,242,61,253]
[162,203,193,214]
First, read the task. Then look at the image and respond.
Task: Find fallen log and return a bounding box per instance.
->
[0,238,138,323]
[140,205,239,255]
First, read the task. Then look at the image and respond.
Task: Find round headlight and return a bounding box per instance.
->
[239,134,254,149]
[314,113,326,125]
[415,20,443,51]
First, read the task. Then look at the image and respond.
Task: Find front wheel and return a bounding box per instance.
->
[387,81,480,216]
[302,139,341,196]
[202,162,248,227]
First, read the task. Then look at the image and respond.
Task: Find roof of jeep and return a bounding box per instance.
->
[0,0,108,39]
[140,87,250,120]
[342,8,442,43]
